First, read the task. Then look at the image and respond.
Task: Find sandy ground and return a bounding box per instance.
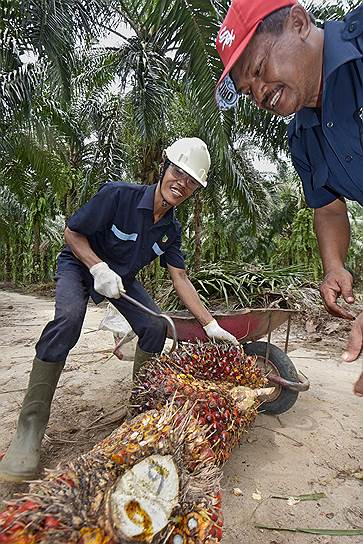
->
[0,289,362,543]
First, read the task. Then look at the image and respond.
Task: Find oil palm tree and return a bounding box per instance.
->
[0,0,119,119]
[0,0,357,285]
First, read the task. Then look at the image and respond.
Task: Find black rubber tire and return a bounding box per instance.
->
[244,341,299,415]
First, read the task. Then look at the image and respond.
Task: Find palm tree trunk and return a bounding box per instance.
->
[4,241,11,281]
[65,191,76,223]
[32,218,41,283]
[64,147,82,222]
[194,193,202,271]
[139,143,162,184]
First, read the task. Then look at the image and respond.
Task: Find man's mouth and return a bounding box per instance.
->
[170,186,184,198]
[265,87,283,110]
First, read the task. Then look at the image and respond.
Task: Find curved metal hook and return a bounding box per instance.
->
[120,292,178,354]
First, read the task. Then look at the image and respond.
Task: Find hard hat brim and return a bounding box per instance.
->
[166,157,207,188]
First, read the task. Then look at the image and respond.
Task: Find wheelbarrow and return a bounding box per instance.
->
[165,308,310,415]
[116,295,309,416]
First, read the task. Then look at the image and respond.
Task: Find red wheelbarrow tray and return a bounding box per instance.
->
[166,308,296,344]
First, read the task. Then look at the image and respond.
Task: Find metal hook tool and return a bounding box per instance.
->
[119,292,178,354]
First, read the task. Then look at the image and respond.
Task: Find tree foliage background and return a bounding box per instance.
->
[0,0,361,307]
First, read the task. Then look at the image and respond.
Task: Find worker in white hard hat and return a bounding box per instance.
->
[0,137,238,484]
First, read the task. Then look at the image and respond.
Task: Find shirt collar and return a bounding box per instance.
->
[137,184,157,210]
[323,20,362,81]
[294,18,363,137]
[137,183,175,225]
[294,108,321,136]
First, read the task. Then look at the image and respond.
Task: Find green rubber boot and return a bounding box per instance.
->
[133,344,156,379]
[0,357,64,483]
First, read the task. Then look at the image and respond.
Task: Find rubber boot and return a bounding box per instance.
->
[0,357,65,483]
[133,344,156,379]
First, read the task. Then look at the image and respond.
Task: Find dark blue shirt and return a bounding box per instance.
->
[288,5,363,208]
[62,182,185,278]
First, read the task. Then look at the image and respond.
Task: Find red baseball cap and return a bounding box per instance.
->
[215,0,297,110]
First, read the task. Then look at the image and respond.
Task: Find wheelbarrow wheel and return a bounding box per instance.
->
[244,341,299,415]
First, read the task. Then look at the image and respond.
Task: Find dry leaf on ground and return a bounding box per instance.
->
[252,490,262,501]
[232,487,243,496]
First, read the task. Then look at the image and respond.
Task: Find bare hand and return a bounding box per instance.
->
[342,312,363,397]
[319,268,355,320]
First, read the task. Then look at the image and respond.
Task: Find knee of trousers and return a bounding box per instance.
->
[35,308,85,362]
[56,306,85,336]
[137,317,167,351]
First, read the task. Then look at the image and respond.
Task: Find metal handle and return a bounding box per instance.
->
[120,292,178,354]
[268,371,310,392]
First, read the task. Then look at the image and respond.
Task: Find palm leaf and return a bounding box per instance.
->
[255,525,363,537]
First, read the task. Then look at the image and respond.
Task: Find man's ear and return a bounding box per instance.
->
[288,4,312,41]
[159,151,167,172]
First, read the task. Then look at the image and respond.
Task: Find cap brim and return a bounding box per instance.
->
[215,21,261,110]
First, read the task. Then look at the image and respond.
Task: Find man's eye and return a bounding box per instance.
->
[255,61,263,77]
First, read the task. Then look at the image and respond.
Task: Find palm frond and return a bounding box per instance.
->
[156,262,321,311]
[305,0,361,22]
[0,0,120,114]
[0,185,27,237]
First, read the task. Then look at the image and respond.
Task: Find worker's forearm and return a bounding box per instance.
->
[64,227,102,269]
[173,277,213,327]
[314,207,350,273]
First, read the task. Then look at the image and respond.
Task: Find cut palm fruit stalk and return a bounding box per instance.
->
[0,343,269,543]
[132,343,268,465]
[0,404,222,544]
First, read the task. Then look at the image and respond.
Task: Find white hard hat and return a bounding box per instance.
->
[164,137,211,188]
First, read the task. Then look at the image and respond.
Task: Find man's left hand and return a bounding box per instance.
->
[342,311,363,397]
[203,319,239,346]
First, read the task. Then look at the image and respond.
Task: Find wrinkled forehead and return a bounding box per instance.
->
[231,31,275,84]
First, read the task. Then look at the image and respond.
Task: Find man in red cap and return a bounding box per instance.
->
[215,0,363,397]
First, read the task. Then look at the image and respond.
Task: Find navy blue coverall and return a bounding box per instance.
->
[35,182,185,363]
[288,5,363,208]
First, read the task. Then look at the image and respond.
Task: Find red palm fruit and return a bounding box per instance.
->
[168,343,266,389]
[0,343,269,544]
[132,343,266,465]
[0,403,221,544]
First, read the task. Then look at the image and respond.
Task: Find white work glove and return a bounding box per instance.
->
[90,262,125,299]
[203,319,239,346]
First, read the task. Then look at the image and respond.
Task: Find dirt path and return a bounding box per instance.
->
[0,290,362,543]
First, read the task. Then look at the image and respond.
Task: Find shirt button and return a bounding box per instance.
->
[326,122,334,128]
[345,154,353,162]
[349,22,357,32]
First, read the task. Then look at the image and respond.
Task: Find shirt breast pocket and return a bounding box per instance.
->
[152,232,175,258]
[109,224,138,258]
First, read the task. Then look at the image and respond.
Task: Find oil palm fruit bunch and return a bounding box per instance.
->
[0,343,271,543]
[0,403,223,544]
[132,343,268,465]
[169,342,265,388]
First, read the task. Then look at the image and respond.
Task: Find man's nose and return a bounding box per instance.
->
[251,80,267,109]
[177,177,188,188]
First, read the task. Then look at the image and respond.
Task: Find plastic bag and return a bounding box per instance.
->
[99,304,136,360]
